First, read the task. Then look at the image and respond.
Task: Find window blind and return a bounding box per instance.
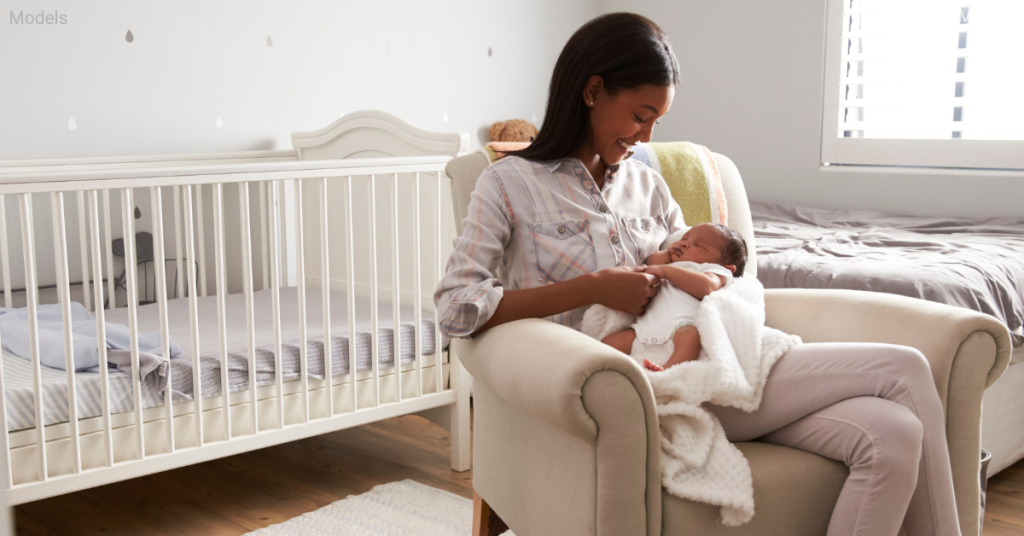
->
[821,0,1024,169]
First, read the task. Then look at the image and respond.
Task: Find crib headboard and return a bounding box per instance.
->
[291,110,470,160]
[289,110,467,310]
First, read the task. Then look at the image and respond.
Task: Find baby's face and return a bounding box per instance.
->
[667,224,727,265]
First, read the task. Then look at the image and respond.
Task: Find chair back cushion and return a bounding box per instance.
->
[443,149,757,278]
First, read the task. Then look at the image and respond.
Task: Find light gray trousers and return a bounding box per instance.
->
[707,342,961,536]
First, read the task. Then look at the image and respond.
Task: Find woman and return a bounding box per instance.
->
[435,13,960,536]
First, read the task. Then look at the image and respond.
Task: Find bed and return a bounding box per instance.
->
[0,110,470,532]
[751,201,1024,473]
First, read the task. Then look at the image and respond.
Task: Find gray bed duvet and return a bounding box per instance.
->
[751,202,1024,346]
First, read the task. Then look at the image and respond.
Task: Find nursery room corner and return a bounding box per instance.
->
[2,1,1022,535]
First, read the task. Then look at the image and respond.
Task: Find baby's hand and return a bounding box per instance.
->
[645,250,672,266]
[644,265,667,279]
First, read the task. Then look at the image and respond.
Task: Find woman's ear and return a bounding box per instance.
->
[582,75,604,107]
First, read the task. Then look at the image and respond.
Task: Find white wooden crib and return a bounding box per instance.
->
[0,111,471,533]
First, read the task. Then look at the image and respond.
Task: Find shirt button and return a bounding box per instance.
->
[558,225,566,234]
[599,204,608,213]
[611,235,620,244]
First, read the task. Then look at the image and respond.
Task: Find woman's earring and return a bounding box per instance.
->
[589,101,595,106]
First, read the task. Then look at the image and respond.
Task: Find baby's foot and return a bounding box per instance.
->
[643,358,664,372]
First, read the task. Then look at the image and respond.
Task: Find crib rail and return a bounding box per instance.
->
[0,155,467,506]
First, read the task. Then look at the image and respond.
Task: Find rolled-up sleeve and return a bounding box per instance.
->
[434,169,511,338]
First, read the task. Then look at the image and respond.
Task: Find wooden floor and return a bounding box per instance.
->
[984,462,1024,535]
[15,415,473,535]
[14,413,1024,535]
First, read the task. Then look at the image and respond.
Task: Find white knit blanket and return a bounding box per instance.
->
[581,278,801,526]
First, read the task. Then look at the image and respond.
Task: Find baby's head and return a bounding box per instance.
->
[667,223,748,276]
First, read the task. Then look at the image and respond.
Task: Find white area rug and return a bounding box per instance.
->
[245,480,513,536]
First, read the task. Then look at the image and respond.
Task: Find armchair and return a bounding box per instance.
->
[444,150,1012,536]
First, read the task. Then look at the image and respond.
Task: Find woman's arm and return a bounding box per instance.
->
[644,265,727,300]
[475,266,661,334]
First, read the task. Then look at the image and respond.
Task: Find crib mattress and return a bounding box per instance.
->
[752,202,1024,347]
[3,287,447,431]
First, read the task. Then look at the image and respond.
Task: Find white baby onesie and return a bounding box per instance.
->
[629,261,733,366]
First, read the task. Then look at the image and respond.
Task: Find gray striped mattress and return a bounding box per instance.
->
[3,287,447,432]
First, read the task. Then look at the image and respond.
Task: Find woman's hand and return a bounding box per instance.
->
[590,266,661,315]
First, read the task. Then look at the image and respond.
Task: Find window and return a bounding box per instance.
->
[820,0,1024,170]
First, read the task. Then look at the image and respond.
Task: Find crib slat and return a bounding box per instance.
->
[413,173,423,398]
[87,190,115,467]
[0,301,11,489]
[435,173,443,393]
[368,175,380,407]
[182,185,204,446]
[269,180,285,427]
[120,188,145,460]
[0,195,11,309]
[238,182,258,434]
[212,183,231,440]
[18,194,47,481]
[76,191,91,311]
[197,185,208,297]
[391,173,402,402]
[103,190,116,309]
[345,177,357,412]
[173,186,184,299]
[294,179,309,422]
[319,177,333,417]
[51,192,82,474]
[260,181,269,291]
[278,181,289,286]
[150,186,175,453]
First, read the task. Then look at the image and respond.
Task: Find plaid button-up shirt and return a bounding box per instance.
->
[434,155,687,337]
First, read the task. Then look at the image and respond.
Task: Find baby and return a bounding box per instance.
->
[602,223,748,371]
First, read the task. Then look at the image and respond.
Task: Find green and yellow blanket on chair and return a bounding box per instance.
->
[630,142,728,227]
[480,141,727,227]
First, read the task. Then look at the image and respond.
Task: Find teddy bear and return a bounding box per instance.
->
[489,119,538,143]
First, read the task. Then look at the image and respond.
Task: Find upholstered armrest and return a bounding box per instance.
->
[455,318,656,440]
[764,288,1011,396]
[454,318,662,536]
[764,288,1011,536]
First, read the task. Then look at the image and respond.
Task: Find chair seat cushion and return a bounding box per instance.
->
[663,442,848,536]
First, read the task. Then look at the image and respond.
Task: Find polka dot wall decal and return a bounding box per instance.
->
[487,47,492,57]
[125,30,134,43]
[266,35,273,47]
[442,112,449,123]
[215,116,224,128]
[67,117,77,131]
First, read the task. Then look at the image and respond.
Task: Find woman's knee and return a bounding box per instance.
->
[855,403,924,475]
[883,345,935,388]
[825,398,923,470]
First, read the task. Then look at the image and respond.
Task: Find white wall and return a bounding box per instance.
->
[602,0,1024,218]
[1,0,596,160]
[0,0,599,305]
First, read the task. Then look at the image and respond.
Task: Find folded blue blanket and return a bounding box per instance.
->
[0,302,181,378]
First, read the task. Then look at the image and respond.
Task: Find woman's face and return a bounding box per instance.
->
[584,81,675,167]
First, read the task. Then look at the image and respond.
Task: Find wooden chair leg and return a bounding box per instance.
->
[472,490,491,536]
[472,490,509,536]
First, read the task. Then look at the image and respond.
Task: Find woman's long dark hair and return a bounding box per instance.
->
[509,13,680,162]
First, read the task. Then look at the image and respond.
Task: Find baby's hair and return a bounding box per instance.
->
[712,224,748,277]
